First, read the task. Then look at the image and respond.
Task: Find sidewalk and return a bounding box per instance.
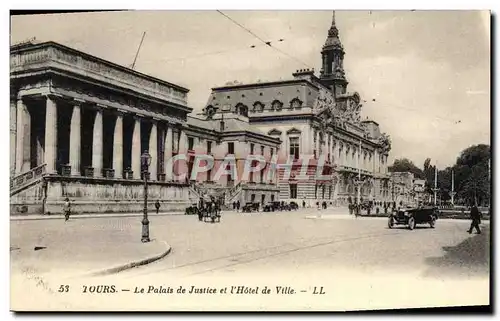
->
[10,210,186,221]
[10,217,171,279]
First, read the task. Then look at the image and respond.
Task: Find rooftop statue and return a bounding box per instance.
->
[377,132,392,153]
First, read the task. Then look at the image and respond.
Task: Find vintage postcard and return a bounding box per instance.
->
[9,10,491,311]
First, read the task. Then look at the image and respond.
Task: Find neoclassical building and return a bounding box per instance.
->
[10,40,280,214]
[201,11,392,206]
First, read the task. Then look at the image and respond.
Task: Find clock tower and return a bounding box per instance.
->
[319,11,348,98]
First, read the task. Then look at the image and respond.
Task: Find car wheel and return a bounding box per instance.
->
[429,216,436,228]
[408,217,416,230]
[388,217,394,229]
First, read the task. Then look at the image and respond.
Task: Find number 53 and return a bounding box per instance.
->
[58,285,70,292]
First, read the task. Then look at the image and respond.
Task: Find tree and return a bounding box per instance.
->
[388,158,425,179]
[453,144,490,206]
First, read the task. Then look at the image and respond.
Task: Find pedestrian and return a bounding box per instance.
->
[236,200,240,212]
[302,199,306,208]
[63,197,71,221]
[467,204,482,234]
[233,201,236,211]
[155,200,160,214]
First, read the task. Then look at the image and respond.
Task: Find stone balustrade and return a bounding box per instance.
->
[10,42,188,107]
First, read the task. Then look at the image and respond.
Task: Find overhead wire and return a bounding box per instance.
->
[216,10,313,69]
[159,39,285,63]
[361,99,464,124]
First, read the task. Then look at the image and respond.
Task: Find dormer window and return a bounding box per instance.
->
[271,100,283,111]
[235,103,248,117]
[290,98,303,109]
[253,101,265,113]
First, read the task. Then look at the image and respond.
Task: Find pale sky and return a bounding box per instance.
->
[10,10,490,169]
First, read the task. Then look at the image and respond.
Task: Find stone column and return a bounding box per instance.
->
[164,124,173,181]
[113,111,124,178]
[69,101,82,176]
[44,96,58,174]
[149,119,158,181]
[15,99,27,174]
[92,107,103,177]
[131,115,142,179]
[10,94,17,176]
[177,129,188,182]
[344,145,349,167]
[300,128,308,155]
[279,132,287,161]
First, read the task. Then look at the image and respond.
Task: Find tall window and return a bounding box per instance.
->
[207,141,212,180]
[260,145,264,155]
[289,137,300,160]
[172,131,179,154]
[271,148,274,157]
[290,184,298,199]
[250,143,255,155]
[188,137,194,150]
[228,142,234,154]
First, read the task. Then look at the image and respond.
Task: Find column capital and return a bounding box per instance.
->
[111,108,126,116]
[45,93,64,101]
[130,113,143,121]
[72,98,86,106]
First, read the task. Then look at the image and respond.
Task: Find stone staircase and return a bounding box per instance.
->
[10,164,47,197]
[225,181,243,204]
[10,164,48,214]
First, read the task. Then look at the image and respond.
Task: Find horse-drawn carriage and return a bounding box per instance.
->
[185,203,200,215]
[193,195,222,223]
[242,202,260,213]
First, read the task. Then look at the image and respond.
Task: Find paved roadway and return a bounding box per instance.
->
[11,208,490,311]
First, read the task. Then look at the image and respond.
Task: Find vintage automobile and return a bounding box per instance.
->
[388,206,438,230]
[263,202,280,212]
[289,201,299,210]
[185,203,199,215]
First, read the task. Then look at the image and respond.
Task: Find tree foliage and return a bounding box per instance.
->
[390,144,490,206]
[388,158,425,179]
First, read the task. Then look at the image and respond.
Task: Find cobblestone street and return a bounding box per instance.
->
[10,208,490,310]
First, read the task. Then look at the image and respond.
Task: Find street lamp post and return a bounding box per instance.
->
[450,169,456,207]
[141,150,152,243]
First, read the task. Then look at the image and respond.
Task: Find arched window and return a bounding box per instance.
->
[235,103,248,117]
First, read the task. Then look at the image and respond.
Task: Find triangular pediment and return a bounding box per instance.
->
[286,127,302,135]
[267,129,282,136]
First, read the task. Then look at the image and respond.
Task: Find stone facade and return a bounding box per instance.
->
[389,172,427,206]
[202,11,392,207]
[10,41,193,214]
